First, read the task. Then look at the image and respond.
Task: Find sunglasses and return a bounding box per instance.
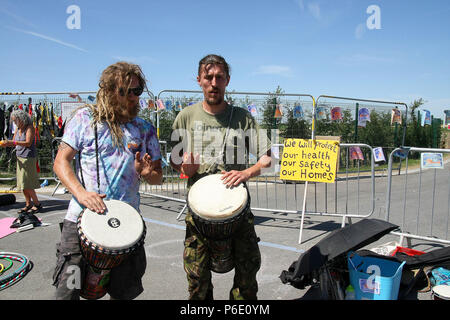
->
[119,87,144,97]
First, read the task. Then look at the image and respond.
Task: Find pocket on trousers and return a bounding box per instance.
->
[52,242,82,287]
[184,236,204,279]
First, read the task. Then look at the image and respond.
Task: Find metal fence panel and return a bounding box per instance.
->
[0,91,155,181]
[385,147,450,245]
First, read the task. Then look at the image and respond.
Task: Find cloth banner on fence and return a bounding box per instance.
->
[444,110,450,124]
[421,109,431,126]
[139,99,148,109]
[373,147,386,162]
[421,153,444,169]
[175,101,183,111]
[156,99,165,110]
[331,107,342,121]
[68,93,82,102]
[349,146,364,160]
[391,108,402,125]
[293,105,304,119]
[393,147,410,159]
[279,139,340,183]
[165,100,172,111]
[316,106,327,120]
[274,104,283,118]
[358,107,370,127]
[247,104,257,117]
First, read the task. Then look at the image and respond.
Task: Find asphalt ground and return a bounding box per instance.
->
[0,171,446,304]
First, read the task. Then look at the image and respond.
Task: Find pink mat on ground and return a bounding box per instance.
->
[0,217,18,239]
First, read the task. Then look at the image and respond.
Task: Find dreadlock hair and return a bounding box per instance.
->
[83,61,148,148]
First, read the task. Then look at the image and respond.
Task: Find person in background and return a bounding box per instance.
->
[1,108,42,214]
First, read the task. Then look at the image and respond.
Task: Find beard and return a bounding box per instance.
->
[116,103,140,122]
[205,96,223,105]
[205,90,224,105]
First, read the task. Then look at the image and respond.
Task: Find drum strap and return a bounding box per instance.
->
[79,123,101,193]
[205,106,234,173]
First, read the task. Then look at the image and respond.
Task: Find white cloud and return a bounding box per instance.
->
[6,26,88,52]
[254,65,293,77]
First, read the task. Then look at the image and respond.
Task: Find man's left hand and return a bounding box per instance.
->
[220,170,251,187]
[135,151,155,177]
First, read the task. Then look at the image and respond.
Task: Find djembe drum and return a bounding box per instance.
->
[77,200,146,299]
[187,174,250,273]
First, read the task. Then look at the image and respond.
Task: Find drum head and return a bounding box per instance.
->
[188,174,248,221]
[432,285,450,300]
[80,200,144,250]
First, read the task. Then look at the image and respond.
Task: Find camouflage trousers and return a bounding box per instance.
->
[183,210,261,300]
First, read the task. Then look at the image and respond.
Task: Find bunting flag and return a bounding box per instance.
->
[165,100,173,111]
[391,108,402,125]
[247,104,257,117]
[293,105,304,119]
[444,110,450,124]
[349,146,364,160]
[358,107,370,127]
[69,93,82,102]
[316,106,327,120]
[373,147,386,162]
[175,101,183,111]
[139,98,148,109]
[393,147,410,159]
[331,107,342,121]
[274,104,283,118]
[156,99,165,110]
[421,109,431,126]
[147,99,155,110]
[87,95,96,102]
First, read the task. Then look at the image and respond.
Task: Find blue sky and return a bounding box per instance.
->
[1,0,449,117]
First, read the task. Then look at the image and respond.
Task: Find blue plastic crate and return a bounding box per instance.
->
[347,251,405,300]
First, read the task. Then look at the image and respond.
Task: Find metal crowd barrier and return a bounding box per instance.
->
[385,147,450,245]
[140,142,377,227]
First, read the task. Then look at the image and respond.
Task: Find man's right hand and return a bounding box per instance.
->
[77,190,107,214]
[180,152,200,177]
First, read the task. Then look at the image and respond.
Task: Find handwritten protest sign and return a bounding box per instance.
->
[280,139,340,183]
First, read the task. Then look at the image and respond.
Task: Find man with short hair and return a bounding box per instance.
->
[170,54,272,300]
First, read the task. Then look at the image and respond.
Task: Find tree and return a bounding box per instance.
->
[260,86,284,140]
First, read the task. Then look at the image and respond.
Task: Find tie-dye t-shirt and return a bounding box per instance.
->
[62,107,161,222]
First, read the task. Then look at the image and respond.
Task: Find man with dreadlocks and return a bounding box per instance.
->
[52,61,162,300]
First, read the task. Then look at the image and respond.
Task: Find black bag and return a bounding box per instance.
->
[280,218,399,289]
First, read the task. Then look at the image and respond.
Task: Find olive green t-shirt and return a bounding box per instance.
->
[171,102,271,187]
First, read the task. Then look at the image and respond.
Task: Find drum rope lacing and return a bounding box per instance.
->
[0,252,32,291]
